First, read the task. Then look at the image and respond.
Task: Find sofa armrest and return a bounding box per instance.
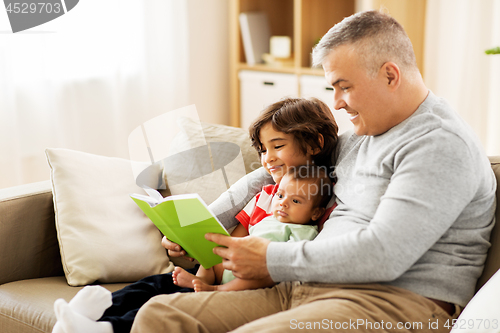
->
[0,181,63,285]
[476,156,500,291]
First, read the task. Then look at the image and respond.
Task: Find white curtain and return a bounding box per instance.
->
[424,0,500,156]
[0,0,190,188]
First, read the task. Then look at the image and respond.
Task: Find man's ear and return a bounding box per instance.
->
[380,62,401,90]
[311,207,325,222]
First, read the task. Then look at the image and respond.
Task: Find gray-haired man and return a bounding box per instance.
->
[137,10,496,333]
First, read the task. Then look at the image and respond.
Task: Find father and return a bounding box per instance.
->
[132,10,496,333]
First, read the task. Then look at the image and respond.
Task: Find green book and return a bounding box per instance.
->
[130,189,229,269]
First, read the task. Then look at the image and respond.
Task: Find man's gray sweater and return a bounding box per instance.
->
[209,91,496,307]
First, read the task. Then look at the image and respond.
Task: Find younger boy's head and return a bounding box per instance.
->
[272,166,332,225]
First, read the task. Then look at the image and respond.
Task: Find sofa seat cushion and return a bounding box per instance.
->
[0,276,129,333]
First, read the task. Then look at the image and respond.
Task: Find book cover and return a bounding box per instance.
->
[130,189,229,269]
[239,12,271,66]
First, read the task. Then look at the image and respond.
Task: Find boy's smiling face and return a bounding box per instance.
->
[258,122,313,184]
[272,174,324,225]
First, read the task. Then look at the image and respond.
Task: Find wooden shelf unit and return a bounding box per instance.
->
[229,0,427,127]
[229,0,355,127]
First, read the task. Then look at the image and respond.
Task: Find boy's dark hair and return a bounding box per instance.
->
[286,165,332,209]
[249,97,339,170]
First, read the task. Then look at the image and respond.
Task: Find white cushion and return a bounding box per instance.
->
[46,148,174,286]
[450,269,500,333]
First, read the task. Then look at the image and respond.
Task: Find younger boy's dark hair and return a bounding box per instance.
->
[249,98,339,170]
[286,165,333,209]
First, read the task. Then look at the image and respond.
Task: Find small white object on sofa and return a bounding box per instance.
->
[450,269,500,333]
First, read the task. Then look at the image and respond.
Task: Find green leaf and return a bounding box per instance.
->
[485,47,500,55]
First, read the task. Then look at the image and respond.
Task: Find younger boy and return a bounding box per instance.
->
[172,165,333,292]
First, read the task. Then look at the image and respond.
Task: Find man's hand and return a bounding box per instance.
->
[205,233,271,280]
[161,236,194,261]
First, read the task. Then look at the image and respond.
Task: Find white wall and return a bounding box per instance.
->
[424,0,500,155]
[0,1,231,189]
[186,0,230,125]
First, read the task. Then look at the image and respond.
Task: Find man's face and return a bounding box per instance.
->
[322,45,393,136]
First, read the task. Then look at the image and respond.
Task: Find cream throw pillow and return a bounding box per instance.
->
[46,148,174,286]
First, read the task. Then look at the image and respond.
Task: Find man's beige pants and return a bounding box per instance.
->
[130,282,459,332]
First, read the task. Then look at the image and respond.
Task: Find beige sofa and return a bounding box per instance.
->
[1,156,499,333]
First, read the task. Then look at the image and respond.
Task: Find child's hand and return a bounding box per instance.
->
[161,236,194,261]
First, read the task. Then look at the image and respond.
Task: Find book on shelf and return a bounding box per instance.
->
[239,12,271,66]
[130,188,229,269]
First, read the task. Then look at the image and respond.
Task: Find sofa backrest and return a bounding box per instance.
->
[476,156,500,291]
[0,181,63,285]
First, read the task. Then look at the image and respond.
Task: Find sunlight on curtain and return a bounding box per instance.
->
[0,0,189,188]
[424,0,500,156]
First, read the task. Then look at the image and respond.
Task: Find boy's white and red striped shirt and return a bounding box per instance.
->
[235,183,336,232]
[235,184,278,232]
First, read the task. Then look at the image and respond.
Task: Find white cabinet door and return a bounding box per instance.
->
[300,75,353,135]
[239,70,299,130]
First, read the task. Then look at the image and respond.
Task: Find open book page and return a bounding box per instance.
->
[143,187,164,201]
[130,188,171,207]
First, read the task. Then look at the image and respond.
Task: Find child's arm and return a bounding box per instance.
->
[200,223,249,285]
[173,223,251,289]
[230,223,250,238]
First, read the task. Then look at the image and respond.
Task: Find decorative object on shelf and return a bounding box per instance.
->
[270,36,292,58]
[262,53,294,68]
[485,46,500,55]
[239,12,271,66]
